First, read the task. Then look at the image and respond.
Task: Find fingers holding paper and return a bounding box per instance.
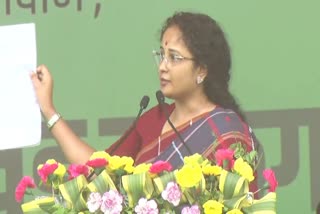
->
[30,64,56,119]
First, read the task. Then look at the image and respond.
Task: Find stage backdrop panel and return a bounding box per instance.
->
[0,1,319,213]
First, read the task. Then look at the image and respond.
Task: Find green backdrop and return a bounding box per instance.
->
[1,1,319,213]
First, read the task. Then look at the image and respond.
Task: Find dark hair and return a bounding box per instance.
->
[160,11,246,121]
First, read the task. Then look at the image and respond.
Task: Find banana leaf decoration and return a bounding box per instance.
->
[219,170,249,200]
[223,191,257,210]
[153,171,177,194]
[58,174,88,212]
[21,196,55,214]
[86,169,116,193]
[241,192,277,214]
[121,172,154,207]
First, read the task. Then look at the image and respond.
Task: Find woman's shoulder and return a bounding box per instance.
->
[209,106,249,132]
[210,106,258,153]
[211,106,243,121]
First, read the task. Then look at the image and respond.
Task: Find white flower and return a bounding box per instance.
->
[134,198,159,214]
[86,192,102,213]
[161,182,182,206]
[181,205,201,214]
[100,190,123,214]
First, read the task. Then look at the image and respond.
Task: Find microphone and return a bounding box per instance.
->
[156,90,192,155]
[109,95,150,154]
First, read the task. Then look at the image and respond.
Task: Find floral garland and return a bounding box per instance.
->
[15,142,278,213]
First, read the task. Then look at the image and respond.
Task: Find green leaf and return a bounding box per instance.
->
[220,171,248,199]
[86,170,116,194]
[115,168,127,177]
[41,204,72,214]
[223,194,247,209]
[48,174,58,183]
[58,175,88,212]
[153,171,176,194]
[122,172,155,207]
[94,167,104,176]
[241,192,277,214]
[21,197,56,214]
[222,159,229,169]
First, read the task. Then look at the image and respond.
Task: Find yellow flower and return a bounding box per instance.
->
[201,159,210,167]
[233,158,254,182]
[54,163,66,179]
[46,159,57,164]
[202,164,222,176]
[184,153,204,166]
[89,151,110,161]
[122,156,135,173]
[226,209,243,214]
[133,163,152,174]
[176,164,202,188]
[37,164,43,170]
[108,156,123,170]
[124,164,135,173]
[107,155,134,171]
[203,200,224,214]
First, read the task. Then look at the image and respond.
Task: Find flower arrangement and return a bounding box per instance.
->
[15,142,277,213]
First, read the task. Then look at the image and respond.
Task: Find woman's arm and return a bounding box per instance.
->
[31,65,95,164]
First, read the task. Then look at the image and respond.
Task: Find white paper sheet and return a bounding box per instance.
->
[0,23,41,150]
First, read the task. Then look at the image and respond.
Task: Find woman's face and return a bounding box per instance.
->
[158,26,205,100]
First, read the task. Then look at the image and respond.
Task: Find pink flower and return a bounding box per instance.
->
[181,205,201,214]
[86,158,108,168]
[15,176,36,202]
[87,192,102,213]
[161,182,182,206]
[100,190,123,214]
[263,169,278,192]
[214,149,235,170]
[37,163,58,183]
[67,164,89,180]
[134,198,159,214]
[149,160,173,174]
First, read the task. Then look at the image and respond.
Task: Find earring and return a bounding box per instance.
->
[197,76,203,84]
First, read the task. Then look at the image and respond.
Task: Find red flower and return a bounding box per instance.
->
[263,169,278,192]
[149,160,173,174]
[37,163,58,183]
[67,164,89,180]
[86,158,108,168]
[214,149,235,170]
[15,176,36,202]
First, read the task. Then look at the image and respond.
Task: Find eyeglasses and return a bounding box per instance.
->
[152,50,194,67]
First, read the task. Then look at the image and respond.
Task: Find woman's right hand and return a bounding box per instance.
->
[31,65,96,164]
[30,64,56,119]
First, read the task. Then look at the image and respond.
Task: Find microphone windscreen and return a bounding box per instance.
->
[156,90,165,104]
[140,96,150,109]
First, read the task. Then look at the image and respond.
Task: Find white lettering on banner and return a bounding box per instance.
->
[1,0,102,18]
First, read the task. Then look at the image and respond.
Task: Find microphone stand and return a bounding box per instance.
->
[156,90,192,155]
[87,96,150,180]
[109,95,150,155]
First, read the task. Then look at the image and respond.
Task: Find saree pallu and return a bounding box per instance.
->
[135,106,258,169]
